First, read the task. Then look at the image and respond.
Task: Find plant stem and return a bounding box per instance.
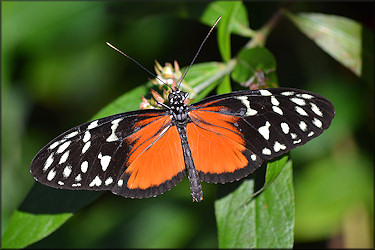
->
[192,59,237,96]
[245,7,285,48]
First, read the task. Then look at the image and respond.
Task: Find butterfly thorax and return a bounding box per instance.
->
[168,90,190,123]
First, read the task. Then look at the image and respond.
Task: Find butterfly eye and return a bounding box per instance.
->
[168,93,174,104]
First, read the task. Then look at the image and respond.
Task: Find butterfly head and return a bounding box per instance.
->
[168,90,188,107]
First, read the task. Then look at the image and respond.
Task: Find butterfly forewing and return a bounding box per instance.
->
[30,109,186,198]
[189,88,334,182]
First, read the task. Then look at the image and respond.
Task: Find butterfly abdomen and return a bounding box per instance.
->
[176,122,203,202]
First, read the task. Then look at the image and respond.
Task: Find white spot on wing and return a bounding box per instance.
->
[274,141,286,152]
[117,179,123,187]
[106,118,122,142]
[272,106,283,115]
[87,120,99,130]
[43,153,54,171]
[82,141,91,154]
[62,165,72,178]
[72,183,81,187]
[75,174,82,182]
[297,93,314,99]
[259,89,272,96]
[65,131,78,139]
[262,147,271,155]
[258,121,271,140]
[308,131,314,137]
[81,161,88,173]
[83,131,91,143]
[236,96,258,116]
[281,122,290,134]
[310,102,323,117]
[312,117,323,128]
[281,91,294,96]
[295,106,308,116]
[47,168,56,181]
[59,150,70,164]
[49,141,60,150]
[290,97,306,106]
[98,153,111,171]
[57,141,71,154]
[271,96,279,106]
[293,139,302,144]
[105,177,113,186]
[89,176,102,187]
[251,154,257,161]
[299,121,308,132]
[58,181,64,186]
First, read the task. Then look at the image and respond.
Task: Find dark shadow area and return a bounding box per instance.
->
[19,183,101,214]
[361,23,374,87]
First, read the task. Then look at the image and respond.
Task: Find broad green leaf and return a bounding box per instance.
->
[285,12,364,78]
[2,211,71,248]
[1,183,99,248]
[231,47,278,87]
[215,159,294,248]
[200,1,254,37]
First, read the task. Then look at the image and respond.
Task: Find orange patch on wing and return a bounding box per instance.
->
[187,109,248,174]
[125,116,185,190]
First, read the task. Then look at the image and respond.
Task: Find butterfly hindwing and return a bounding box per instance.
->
[189,88,334,182]
[187,108,264,183]
[30,109,186,199]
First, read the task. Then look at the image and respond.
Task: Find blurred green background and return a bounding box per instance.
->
[2,1,373,248]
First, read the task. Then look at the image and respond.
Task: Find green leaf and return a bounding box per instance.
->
[184,62,223,91]
[185,61,231,101]
[216,2,245,63]
[254,155,289,196]
[217,6,233,62]
[1,182,99,248]
[216,74,232,94]
[231,47,278,86]
[2,211,72,248]
[200,1,254,37]
[92,83,150,120]
[215,159,294,248]
[285,12,365,78]
[215,3,243,94]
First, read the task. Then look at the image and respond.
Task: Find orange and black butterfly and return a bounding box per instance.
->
[30,17,335,202]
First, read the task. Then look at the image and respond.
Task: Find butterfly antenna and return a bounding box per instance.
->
[177,16,221,89]
[106,42,172,90]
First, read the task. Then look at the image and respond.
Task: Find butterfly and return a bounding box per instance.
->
[30,17,335,202]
